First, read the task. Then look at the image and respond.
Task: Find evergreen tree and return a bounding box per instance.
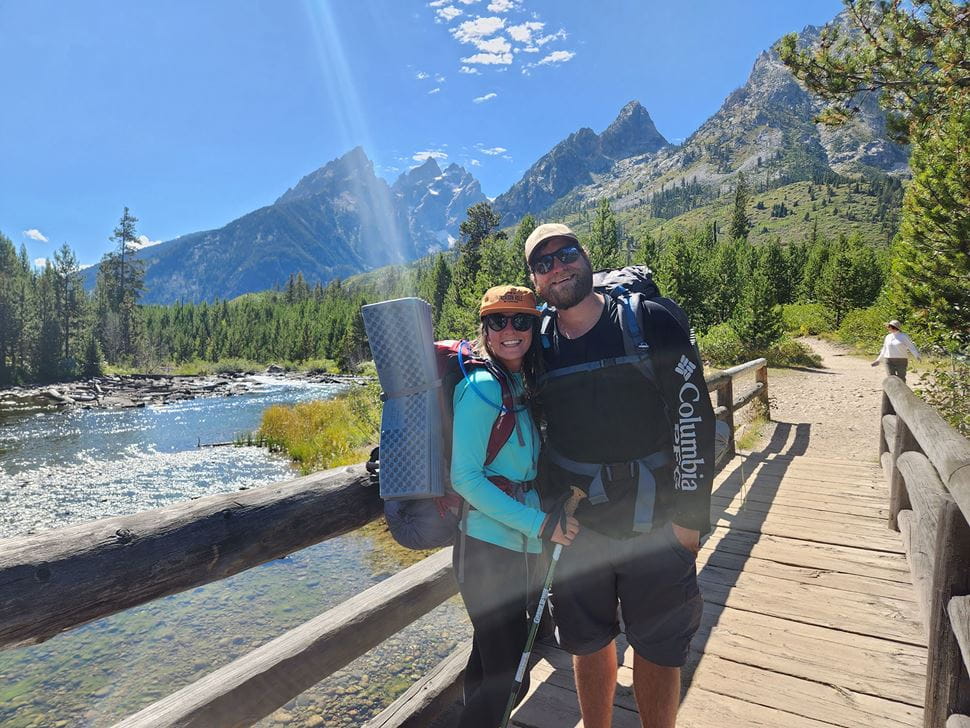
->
[706,241,742,324]
[52,243,83,363]
[656,232,710,329]
[759,239,790,304]
[82,331,104,378]
[459,201,504,249]
[729,173,751,241]
[779,0,969,350]
[100,207,146,362]
[586,199,621,270]
[733,267,784,352]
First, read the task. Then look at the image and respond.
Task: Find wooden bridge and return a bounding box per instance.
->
[1,359,969,727]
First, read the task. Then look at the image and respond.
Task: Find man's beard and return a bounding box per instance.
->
[540,263,593,310]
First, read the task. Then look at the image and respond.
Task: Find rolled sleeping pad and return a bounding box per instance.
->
[361,297,446,500]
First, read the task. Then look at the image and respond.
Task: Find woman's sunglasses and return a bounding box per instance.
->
[530,245,581,274]
[483,312,535,332]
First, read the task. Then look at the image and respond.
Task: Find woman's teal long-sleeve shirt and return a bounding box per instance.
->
[450,367,545,554]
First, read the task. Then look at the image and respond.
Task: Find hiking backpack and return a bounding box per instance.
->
[538,265,701,396]
[374,339,520,551]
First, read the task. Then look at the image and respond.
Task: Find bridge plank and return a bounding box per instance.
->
[702,528,912,584]
[948,596,970,681]
[691,604,927,706]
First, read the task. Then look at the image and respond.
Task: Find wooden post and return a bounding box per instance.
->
[755,363,770,420]
[924,500,970,727]
[880,388,894,458]
[889,417,918,531]
[716,379,735,458]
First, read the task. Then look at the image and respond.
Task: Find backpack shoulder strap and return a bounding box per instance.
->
[484,368,515,466]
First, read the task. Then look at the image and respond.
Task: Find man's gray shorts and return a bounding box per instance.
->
[550,522,703,667]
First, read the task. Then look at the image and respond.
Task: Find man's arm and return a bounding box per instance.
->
[645,302,716,540]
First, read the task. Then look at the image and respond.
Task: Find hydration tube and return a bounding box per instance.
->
[456,339,527,415]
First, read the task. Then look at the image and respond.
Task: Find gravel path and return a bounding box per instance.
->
[752,337,885,463]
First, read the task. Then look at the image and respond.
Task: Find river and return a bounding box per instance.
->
[0,377,469,727]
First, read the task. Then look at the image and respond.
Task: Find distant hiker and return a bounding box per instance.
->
[871,319,921,382]
[451,285,579,728]
[526,223,714,728]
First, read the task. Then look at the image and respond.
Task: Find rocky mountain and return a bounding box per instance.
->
[492,101,670,225]
[88,148,485,303]
[499,18,909,223]
[392,157,486,251]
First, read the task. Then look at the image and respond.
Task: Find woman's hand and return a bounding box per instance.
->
[551,515,580,545]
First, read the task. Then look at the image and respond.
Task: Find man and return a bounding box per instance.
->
[525,223,714,728]
[871,319,921,382]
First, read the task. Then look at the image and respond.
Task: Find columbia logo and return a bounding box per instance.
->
[675,355,696,380]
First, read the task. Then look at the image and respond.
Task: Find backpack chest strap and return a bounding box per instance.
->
[547,446,672,533]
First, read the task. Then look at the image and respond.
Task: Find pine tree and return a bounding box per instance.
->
[732,267,784,352]
[587,199,621,270]
[82,331,104,378]
[52,243,83,364]
[656,232,710,329]
[779,0,968,349]
[729,173,751,242]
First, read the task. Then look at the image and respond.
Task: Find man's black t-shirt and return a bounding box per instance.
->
[536,295,714,538]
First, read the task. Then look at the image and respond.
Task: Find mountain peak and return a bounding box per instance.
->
[599,100,668,160]
[276,147,376,205]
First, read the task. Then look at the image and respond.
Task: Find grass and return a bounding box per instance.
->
[736,412,770,452]
[250,382,382,475]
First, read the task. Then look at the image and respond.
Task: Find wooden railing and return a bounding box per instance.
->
[0,358,769,728]
[880,375,970,728]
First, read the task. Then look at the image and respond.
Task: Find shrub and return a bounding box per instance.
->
[781,303,829,336]
[698,324,746,368]
[764,337,823,368]
[838,304,892,354]
[256,383,381,474]
[301,358,340,374]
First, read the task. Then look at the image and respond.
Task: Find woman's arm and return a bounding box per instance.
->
[450,371,546,538]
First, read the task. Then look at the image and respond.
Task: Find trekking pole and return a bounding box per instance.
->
[498,487,584,728]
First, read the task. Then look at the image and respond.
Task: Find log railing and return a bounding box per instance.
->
[880,375,970,728]
[0,358,770,728]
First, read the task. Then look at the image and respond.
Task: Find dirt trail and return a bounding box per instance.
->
[750,337,886,463]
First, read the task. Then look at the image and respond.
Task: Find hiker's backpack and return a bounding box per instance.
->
[538,265,701,413]
[377,340,518,550]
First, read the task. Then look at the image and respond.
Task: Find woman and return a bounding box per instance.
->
[450,284,579,728]
[872,319,921,382]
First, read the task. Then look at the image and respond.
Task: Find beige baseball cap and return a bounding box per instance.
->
[524,223,579,263]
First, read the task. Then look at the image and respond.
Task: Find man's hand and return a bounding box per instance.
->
[672,523,700,555]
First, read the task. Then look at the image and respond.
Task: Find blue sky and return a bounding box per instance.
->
[0,0,843,268]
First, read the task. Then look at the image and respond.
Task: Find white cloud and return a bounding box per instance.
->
[473,92,498,103]
[33,257,48,268]
[480,146,507,155]
[535,29,567,46]
[23,228,48,243]
[508,21,543,43]
[458,0,480,4]
[536,49,575,66]
[451,16,505,44]
[436,6,462,22]
[416,71,430,79]
[413,150,449,162]
[474,36,511,54]
[469,159,481,166]
[461,51,513,65]
[79,262,94,271]
[459,65,481,74]
[428,87,441,94]
[487,0,518,11]
[428,0,449,6]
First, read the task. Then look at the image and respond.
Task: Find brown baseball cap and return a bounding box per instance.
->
[479,285,540,317]
[524,223,579,263]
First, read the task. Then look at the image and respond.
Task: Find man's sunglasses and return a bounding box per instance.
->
[530,245,581,274]
[483,312,535,332]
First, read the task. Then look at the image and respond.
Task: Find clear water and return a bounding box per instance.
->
[0,379,469,727]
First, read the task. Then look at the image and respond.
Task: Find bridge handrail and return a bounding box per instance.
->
[1,358,769,728]
[879,375,970,728]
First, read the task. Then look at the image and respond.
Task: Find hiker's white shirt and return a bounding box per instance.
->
[878,331,921,360]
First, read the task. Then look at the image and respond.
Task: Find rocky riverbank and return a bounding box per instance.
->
[0,370,373,413]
